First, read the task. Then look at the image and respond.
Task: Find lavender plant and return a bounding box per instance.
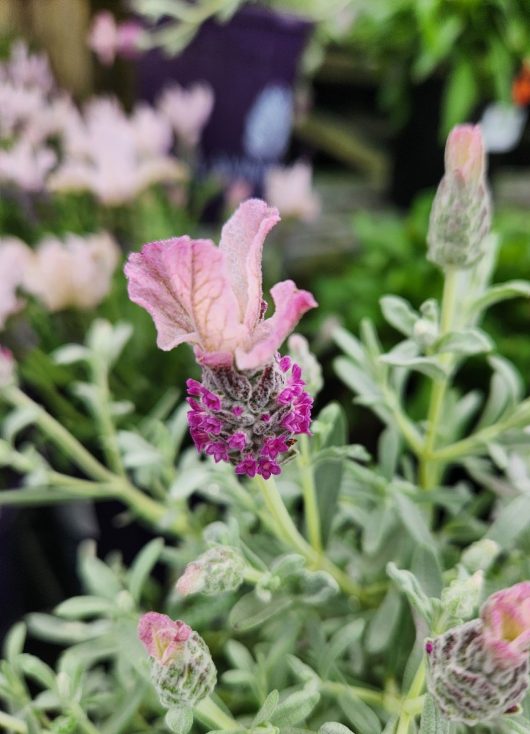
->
[2,125,530,734]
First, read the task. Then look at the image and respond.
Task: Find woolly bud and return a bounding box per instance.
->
[427,124,491,270]
[0,347,16,387]
[461,539,500,573]
[176,546,246,597]
[186,354,313,479]
[138,613,216,709]
[441,570,484,622]
[426,619,529,724]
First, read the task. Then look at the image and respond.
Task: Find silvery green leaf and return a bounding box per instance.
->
[52,345,90,365]
[365,588,403,655]
[362,501,397,556]
[87,320,132,366]
[253,690,280,726]
[229,593,292,632]
[117,431,162,469]
[2,406,39,442]
[287,656,318,683]
[378,426,400,481]
[314,457,343,546]
[333,327,366,363]
[419,694,450,733]
[334,357,381,401]
[271,554,306,580]
[501,718,530,734]
[320,724,357,734]
[477,356,523,429]
[337,693,381,734]
[320,620,364,677]
[486,494,530,550]
[394,493,435,548]
[313,403,347,449]
[469,280,530,315]
[78,543,123,599]
[380,295,418,336]
[54,596,115,619]
[109,400,134,417]
[169,467,212,499]
[27,614,109,644]
[15,654,56,689]
[387,563,433,623]
[128,538,164,602]
[411,544,443,599]
[222,670,255,687]
[165,706,193,734]
[225,640,255,672]
[271,689,320,726]
[300,570,339,605]
[380,346,447,381]
[33,690,61,710]
[434,328,493,356]
[3,622,26,663]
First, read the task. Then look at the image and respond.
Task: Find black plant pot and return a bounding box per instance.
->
[137,4,312,188]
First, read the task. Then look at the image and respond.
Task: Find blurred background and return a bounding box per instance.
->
[1,0,530,646]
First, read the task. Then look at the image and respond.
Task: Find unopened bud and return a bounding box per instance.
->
[413,318,438,348]
[461,539,500,573]
[428,125,491,270]
[426,581,530,724]
[138,613,216,709]
[176,546,245,596]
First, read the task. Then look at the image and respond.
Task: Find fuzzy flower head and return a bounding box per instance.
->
[125,199,317,477]
[481,581,530,667]
[176,546,246,597]
[138,612,191,666]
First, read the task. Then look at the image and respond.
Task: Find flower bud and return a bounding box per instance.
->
[426,581,530,724]
[441,570,483,622]
[176,546,245,597]
[426,619,529,724]
[427,125,491,270]
[138,613,216,709]
[0,346,16,387]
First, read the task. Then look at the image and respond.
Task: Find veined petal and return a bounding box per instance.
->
[236,279,317,370]
[125,237,245,355]
[219,198,280,331]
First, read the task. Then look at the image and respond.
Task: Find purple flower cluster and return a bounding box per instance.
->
[186,354,312,478]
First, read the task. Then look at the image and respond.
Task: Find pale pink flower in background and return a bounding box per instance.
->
[3,41,54,92]
[0,84,45,139]
[49,97,186,205]
[264,161,321,223]
[0,346,16,386]
[158,83,214,147]
[137,612,191,665]
[131,103,173,157]
[125,198,317,370]
[0,140,56,192]
[23,232,120,312]
[88,11,143,66]
[481,581,530,667]
[0,237,32,329]
[445,124,486,188]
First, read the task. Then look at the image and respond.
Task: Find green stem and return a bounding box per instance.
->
[395,660,426,734]
[243,566,265,585]
[90,360,126,477]
[194,696,239,730]
[321,680,387,709]
[0,711,27,734]
[254,475,363,600]
[297,435,323,553]
[419,268,459,490]
[70,703,101,734]
[3,386,113,483]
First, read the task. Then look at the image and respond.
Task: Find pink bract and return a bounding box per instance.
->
[445,124,486,188]
[137,612,192,665]
[481,581,530,667]
[124,199,317,371]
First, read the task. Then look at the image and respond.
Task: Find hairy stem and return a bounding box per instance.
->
[297,434,323,553]
[254,475,364,600]
[194,696,239,730]
[419,268,459,489]
[395,660,426,734]
[90,360,126,477]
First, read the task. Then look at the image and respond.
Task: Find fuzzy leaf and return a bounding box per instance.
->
[387,563,433,623]
[54,596,115,619]
[271,690,320,726]
[419,693,450,733]
[229,593,292,632]
[128,538,164,602]
[253,690,280,726]
[337,694,381,734]
[434,328,493,357]
[470,280,530,314]
[320,724,357,734]
[380,296,418,336]
[486,494,530,550]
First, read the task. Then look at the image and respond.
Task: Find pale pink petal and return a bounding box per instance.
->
[137,612,191,664]
[236,280,317,370]
[219,199,280,331]
[125,237,245,355]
